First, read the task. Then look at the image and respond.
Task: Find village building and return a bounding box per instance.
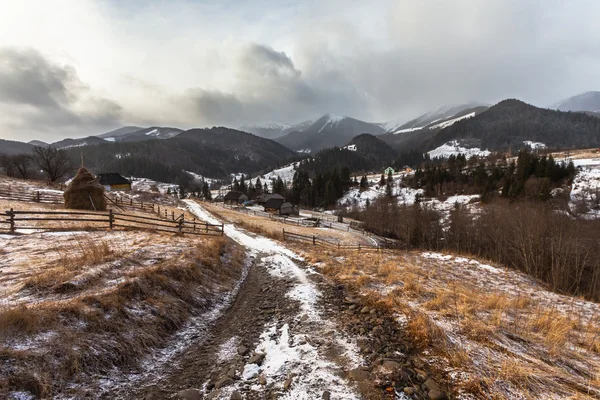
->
[223,191,248,205]
[264,196,286,212]
[97,173,132,191]
[278,201,299,216]
[256,193,285,206]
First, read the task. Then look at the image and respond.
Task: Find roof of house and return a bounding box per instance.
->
[224,191,246,200]
[97,173,131,186]
[264,197,286,209]
[256,193,285,203]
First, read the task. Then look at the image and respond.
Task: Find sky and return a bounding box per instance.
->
[0,0,599,142]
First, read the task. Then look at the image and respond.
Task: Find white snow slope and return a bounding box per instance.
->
[427,140,491,159]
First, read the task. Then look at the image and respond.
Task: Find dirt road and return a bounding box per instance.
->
[93,201,438,399]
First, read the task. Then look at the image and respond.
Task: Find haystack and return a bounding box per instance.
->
[63,167,107,211]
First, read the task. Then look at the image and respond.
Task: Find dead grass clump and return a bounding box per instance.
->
[497,358,543,392]
[529,310,575,352]
[406,312,446,349]
[0,305,50,337]
[424,290,454,313]
[355,274,372,288]
[461,317,495,343]
[402,273,424,297]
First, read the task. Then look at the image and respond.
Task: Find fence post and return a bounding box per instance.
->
[178,217,183,234]
[130,198,133,206]
[283,229,286,241]
[358,243,361,251]
[8,208,15,233]
[205,222,208,235]
[36,191,40,203]
[313,235,316,245]
[157,205,161,217]
[141,201,144,210]
[172,211,175,221]
[165,209,167,218]
[193,218,196,231]
[109,209,114,229]
[221,223,224,236]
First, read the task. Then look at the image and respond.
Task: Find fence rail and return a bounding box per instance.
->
[0,208,223,236]
[282,229,395,252]
[0,188,62,204]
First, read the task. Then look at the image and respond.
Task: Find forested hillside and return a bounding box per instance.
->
[429,99,600,150]
[66,127,297,182]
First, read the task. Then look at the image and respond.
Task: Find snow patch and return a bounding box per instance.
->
[427,140,491,159]
[428,112,476,130]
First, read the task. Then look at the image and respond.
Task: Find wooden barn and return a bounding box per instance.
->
[264,196,286,212]
[97,173,131,191]
[224,191,248,205]
[279,201,299,216]
[257,193,285,206]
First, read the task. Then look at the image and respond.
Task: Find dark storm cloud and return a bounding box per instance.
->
[180,43,369,127]
[0,47,122,139]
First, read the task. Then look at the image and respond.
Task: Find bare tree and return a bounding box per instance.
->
[13,154,32,179]
[32,146,71,183]
[0,154,17,177]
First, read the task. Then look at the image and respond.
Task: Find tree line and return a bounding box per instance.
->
[407,150,576,201]
[360,195,600,301]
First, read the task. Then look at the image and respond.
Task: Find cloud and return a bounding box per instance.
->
[0,47,122,140]
[1,0,600,141]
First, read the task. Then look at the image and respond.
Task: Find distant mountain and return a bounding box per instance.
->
[276,114,385,152]
[28,140,48,147]
[98,126,143,139]
[115,127,183,142]
[51,136,108,149]
[552,91,600,113]
[66,127,297,183]
[99,126,183,142]
[378,105,488,151]
[384,103,488,134]
[429,99,600,151]
[239,121,313,140]
[0,139,33,155]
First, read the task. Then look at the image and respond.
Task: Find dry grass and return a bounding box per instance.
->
[202,201,371,245]
[0,229,246,398]
[295,246,600,399]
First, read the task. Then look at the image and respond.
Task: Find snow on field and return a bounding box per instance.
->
[130,177,178,194]
[523,140,546,149]
[428,112,475,130]
[343,144,357,151]
[569,160,600,218]
[185,201,363,399]
[427,140,491,159]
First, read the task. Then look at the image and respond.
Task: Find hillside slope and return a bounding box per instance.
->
[67,127,297,182]
[0,139,33,155]
[429,99,600,150]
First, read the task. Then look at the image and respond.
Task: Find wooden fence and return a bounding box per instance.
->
[0,209,223,236]
[0,185,189,223]
[0,188,62,204]
[282,229,396,252]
